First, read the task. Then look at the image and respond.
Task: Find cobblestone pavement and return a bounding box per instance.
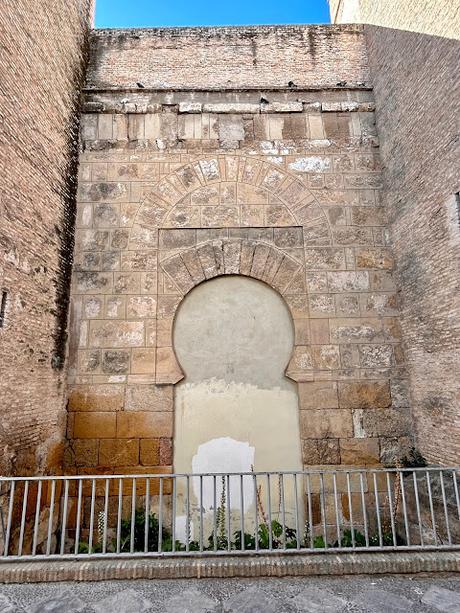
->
[0,575,459,612]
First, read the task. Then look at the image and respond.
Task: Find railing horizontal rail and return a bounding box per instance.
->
[0,467,458,561]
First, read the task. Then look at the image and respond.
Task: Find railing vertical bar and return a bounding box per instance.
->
[200,475,204,553]
[32,480,42,556]
[373,472,382,548]
[253,473,259,552]
[116,479,123,554]
[306,473,314,550]
[426,470,438,546]
[144,478,150,553]
[386,472,397,547]
[213,475,217,552]
[59,480,69,555]
[3,481,15,557]
[240,474,245,552]
[346,472,355,548]
[412,471,424,546]
[293,474,300,549]
[319,472,328,549]
[102,478,109,554]
[280,474,286,550]
[452,470,460,522]
[73,479,83,555]
[88,479,96,555]
[332,472,341,547]
[439,470,452,545]
[267,473,273,550]
[18,480,29,556]
[130,478,136,554]
[226,474,231,552]
[360,472,369,548]
[399,471,410,546]
[172,477,176,553]
[158,478,163,553]
[185,475,190,552]
[46,479,56,556]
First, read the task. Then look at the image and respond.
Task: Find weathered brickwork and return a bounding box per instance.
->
[330,1,460,464]
[65,25,414,476]
[0,0,93,475]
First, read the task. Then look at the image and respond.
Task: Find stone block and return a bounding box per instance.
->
[68,385,124,412]
[73,439,99,467]
[312,345,340,370]
[262,101,303,113]
[340,438,380,465]
[131,348,156,375]
[305,247,346,270]
[356,248,394,270]
[74,412,117,439]
[302,439,340,465]
[361,408,411,437]
[359,344,393,368]
[89,321,144,348]
[309,319,330,345]
[127,296,157,318]
[330,318,383,343]
[299,381,339,409]
[327,271,369,292]
[156,347,183,384]
[140,439,160,465]
[159,438,173,465]
[102,350,130,374]
[116,412,173,438]
[300,409,353,439]
[309,294,335,317]
[114,272,141,294]
[178,102,202,113]
[99,438,139,467]
[79,182,129,203]
[74,272,112,295]
[338,381,391,409]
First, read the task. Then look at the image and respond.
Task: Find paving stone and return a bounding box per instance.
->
[165,588,218,613]
[93,589,152,613]
[223,587,278,613]
[293,587,347,612]
[26,589,85,613]
[0,594,17,613]
[421,586,460,612]
[353,588,415,612]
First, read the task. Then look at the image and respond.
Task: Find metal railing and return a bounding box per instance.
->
[0,467,459,561]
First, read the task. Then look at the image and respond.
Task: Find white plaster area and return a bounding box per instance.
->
[173,276,303,484]
[192,437,255,511]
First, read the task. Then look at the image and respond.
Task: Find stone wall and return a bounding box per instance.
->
[330,1,460,464]
[0,0,93,475]
[66,25,413,477]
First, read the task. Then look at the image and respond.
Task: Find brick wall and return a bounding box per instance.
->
[0,0,92,475]
[330,1,460,464]
[66,25,413,477]
[87,25,370,90]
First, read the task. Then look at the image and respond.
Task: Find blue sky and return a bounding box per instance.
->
[95,0,331,28]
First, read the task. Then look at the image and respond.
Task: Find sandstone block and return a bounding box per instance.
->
[68,385,124,412]
[356,248,394,270]
[312,345,340,370]
[117,412,173,438]
[178,102,202,113]
[338,381,391,409]
[300,409,353,439]
[302,439,340,465]
[73,440,99,467]
[131,348,156,375]
[102,350,130,374]
[359,344,393,368]
[127,296,157,319]
[361,408,411,438]
[74,413,117,439]
[304,248,345,270]
[99,438,139,467]
[330,318,383,343]
[299,381,339,409]
[140,439,160,465]
[155,347,183,384]
[89,321,144,348]
[309,319,330,344]
[327,271,369,292]
[340,438,380,465]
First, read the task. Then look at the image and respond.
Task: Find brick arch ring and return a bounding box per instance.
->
[155,238,313,386]
[128,154,332,247]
